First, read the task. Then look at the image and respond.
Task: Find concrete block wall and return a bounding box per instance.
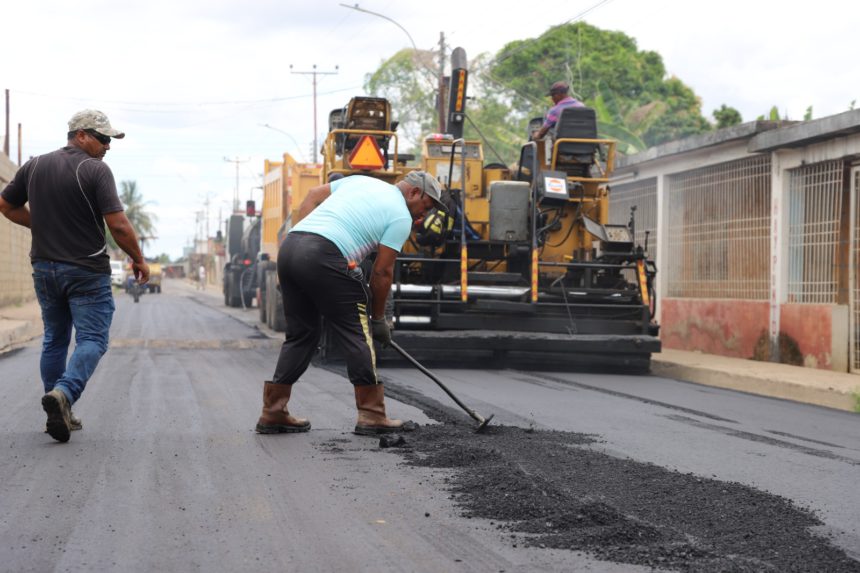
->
[0,153,34,307]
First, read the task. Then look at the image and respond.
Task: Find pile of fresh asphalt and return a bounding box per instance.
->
[378,380,860,572]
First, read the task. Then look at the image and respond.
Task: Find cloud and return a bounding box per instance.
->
[5,0,859,258]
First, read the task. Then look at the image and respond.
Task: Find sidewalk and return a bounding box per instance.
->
[1,293,858,413]
[0,297,42,353]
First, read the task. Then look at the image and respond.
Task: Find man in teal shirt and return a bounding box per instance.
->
[255,171,444,436]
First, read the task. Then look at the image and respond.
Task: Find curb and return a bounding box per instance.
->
[652,357,860,413]
[0,319,43,354]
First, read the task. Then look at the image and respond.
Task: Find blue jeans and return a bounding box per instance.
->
[32,261,115,405]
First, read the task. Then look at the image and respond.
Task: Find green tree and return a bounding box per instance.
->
[488,22,711,151]
[713,104,743,129]
[106,180,157,252]
[365,48,440,155]
[365,22,715,162]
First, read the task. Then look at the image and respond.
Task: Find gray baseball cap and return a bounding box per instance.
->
[547,81,570,96]
[68,109,125,139]
[402,170,444,208]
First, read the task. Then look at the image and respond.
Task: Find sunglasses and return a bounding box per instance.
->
[85,130,111,145]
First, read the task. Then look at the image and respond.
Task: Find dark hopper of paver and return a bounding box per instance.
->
[378,381,860,573]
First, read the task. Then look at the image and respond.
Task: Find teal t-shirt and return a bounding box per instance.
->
[291,175,413,262]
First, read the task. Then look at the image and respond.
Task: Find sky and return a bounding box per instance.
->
[3,0,858,260]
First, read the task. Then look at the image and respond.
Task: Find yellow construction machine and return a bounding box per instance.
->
[273,51,659,371]
[380,47,660,372]
[321,95,411,183]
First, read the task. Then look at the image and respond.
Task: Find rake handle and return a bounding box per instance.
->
[388,341,486,425]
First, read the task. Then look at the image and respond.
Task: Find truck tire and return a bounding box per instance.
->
[257,261,275,328]
[265,270,275,329]
[241,270,255,308]
[227,270,241,307]
[258,285,267,324]
[272,287,286,332]
[267,271,286,332]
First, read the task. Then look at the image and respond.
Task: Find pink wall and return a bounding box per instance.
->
[779,304,835,369]
[661,299,769,359]
[661,298,840,369]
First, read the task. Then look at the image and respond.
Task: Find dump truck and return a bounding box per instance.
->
[146,262,163,293]
[256,154,322,330]
[379,47,660,372]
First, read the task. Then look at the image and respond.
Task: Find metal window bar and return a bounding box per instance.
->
[610,177,658,260]
[852,169,860,371]
[665,155,771,299]
[787,160,844,304]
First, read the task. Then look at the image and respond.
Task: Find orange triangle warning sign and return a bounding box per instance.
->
[348,135,385,170]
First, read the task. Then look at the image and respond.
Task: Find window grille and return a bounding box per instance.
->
[851,169,860,371]
[787,160,844,304]
[665,156,771,299]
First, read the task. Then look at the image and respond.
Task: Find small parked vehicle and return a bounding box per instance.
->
[110,260,124,287]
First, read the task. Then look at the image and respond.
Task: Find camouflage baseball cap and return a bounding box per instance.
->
[402,170,444,209]
[547,81,570,96]
[68,109,125,139]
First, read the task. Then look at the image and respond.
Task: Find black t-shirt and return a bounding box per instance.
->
[1,146,124,274]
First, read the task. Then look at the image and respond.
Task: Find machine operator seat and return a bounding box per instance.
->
[343,97,391,151]
[551,106,598,178]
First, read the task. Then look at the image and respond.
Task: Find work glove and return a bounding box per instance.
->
[370,318,391,347]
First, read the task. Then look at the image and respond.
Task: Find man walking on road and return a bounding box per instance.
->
[255,171,444,436]
[0,109,149,443]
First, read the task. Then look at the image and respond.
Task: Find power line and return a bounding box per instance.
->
[9,85,363,109]
[290,64,340,163]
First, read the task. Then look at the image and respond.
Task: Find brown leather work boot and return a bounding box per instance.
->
[354,384,417,436]
[255,382,310,434]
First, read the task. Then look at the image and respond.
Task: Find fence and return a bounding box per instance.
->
[786,160,845,304]
[664,155,772,299]
[853,168,860,371]
[0,154,33,307]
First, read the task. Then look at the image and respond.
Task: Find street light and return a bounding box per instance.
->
[259,123,307,162]
[339,3,417,52]
[340,3,446,132]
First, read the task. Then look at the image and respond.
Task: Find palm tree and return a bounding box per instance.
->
[106,180,158,253]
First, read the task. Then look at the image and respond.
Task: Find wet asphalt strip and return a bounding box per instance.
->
[321,363,860,572]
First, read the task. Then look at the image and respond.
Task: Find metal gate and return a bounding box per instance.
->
[851,167,860,372]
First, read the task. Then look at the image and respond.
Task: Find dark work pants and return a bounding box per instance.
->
[272,232,378,386]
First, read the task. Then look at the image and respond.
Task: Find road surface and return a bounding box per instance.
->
[1,278,858,572]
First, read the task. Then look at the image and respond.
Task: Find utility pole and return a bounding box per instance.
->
[437,32,447,133]
[223,156,248,213]
[4,89,9,157]
[290,64,339,163]
[203,193,211,241]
